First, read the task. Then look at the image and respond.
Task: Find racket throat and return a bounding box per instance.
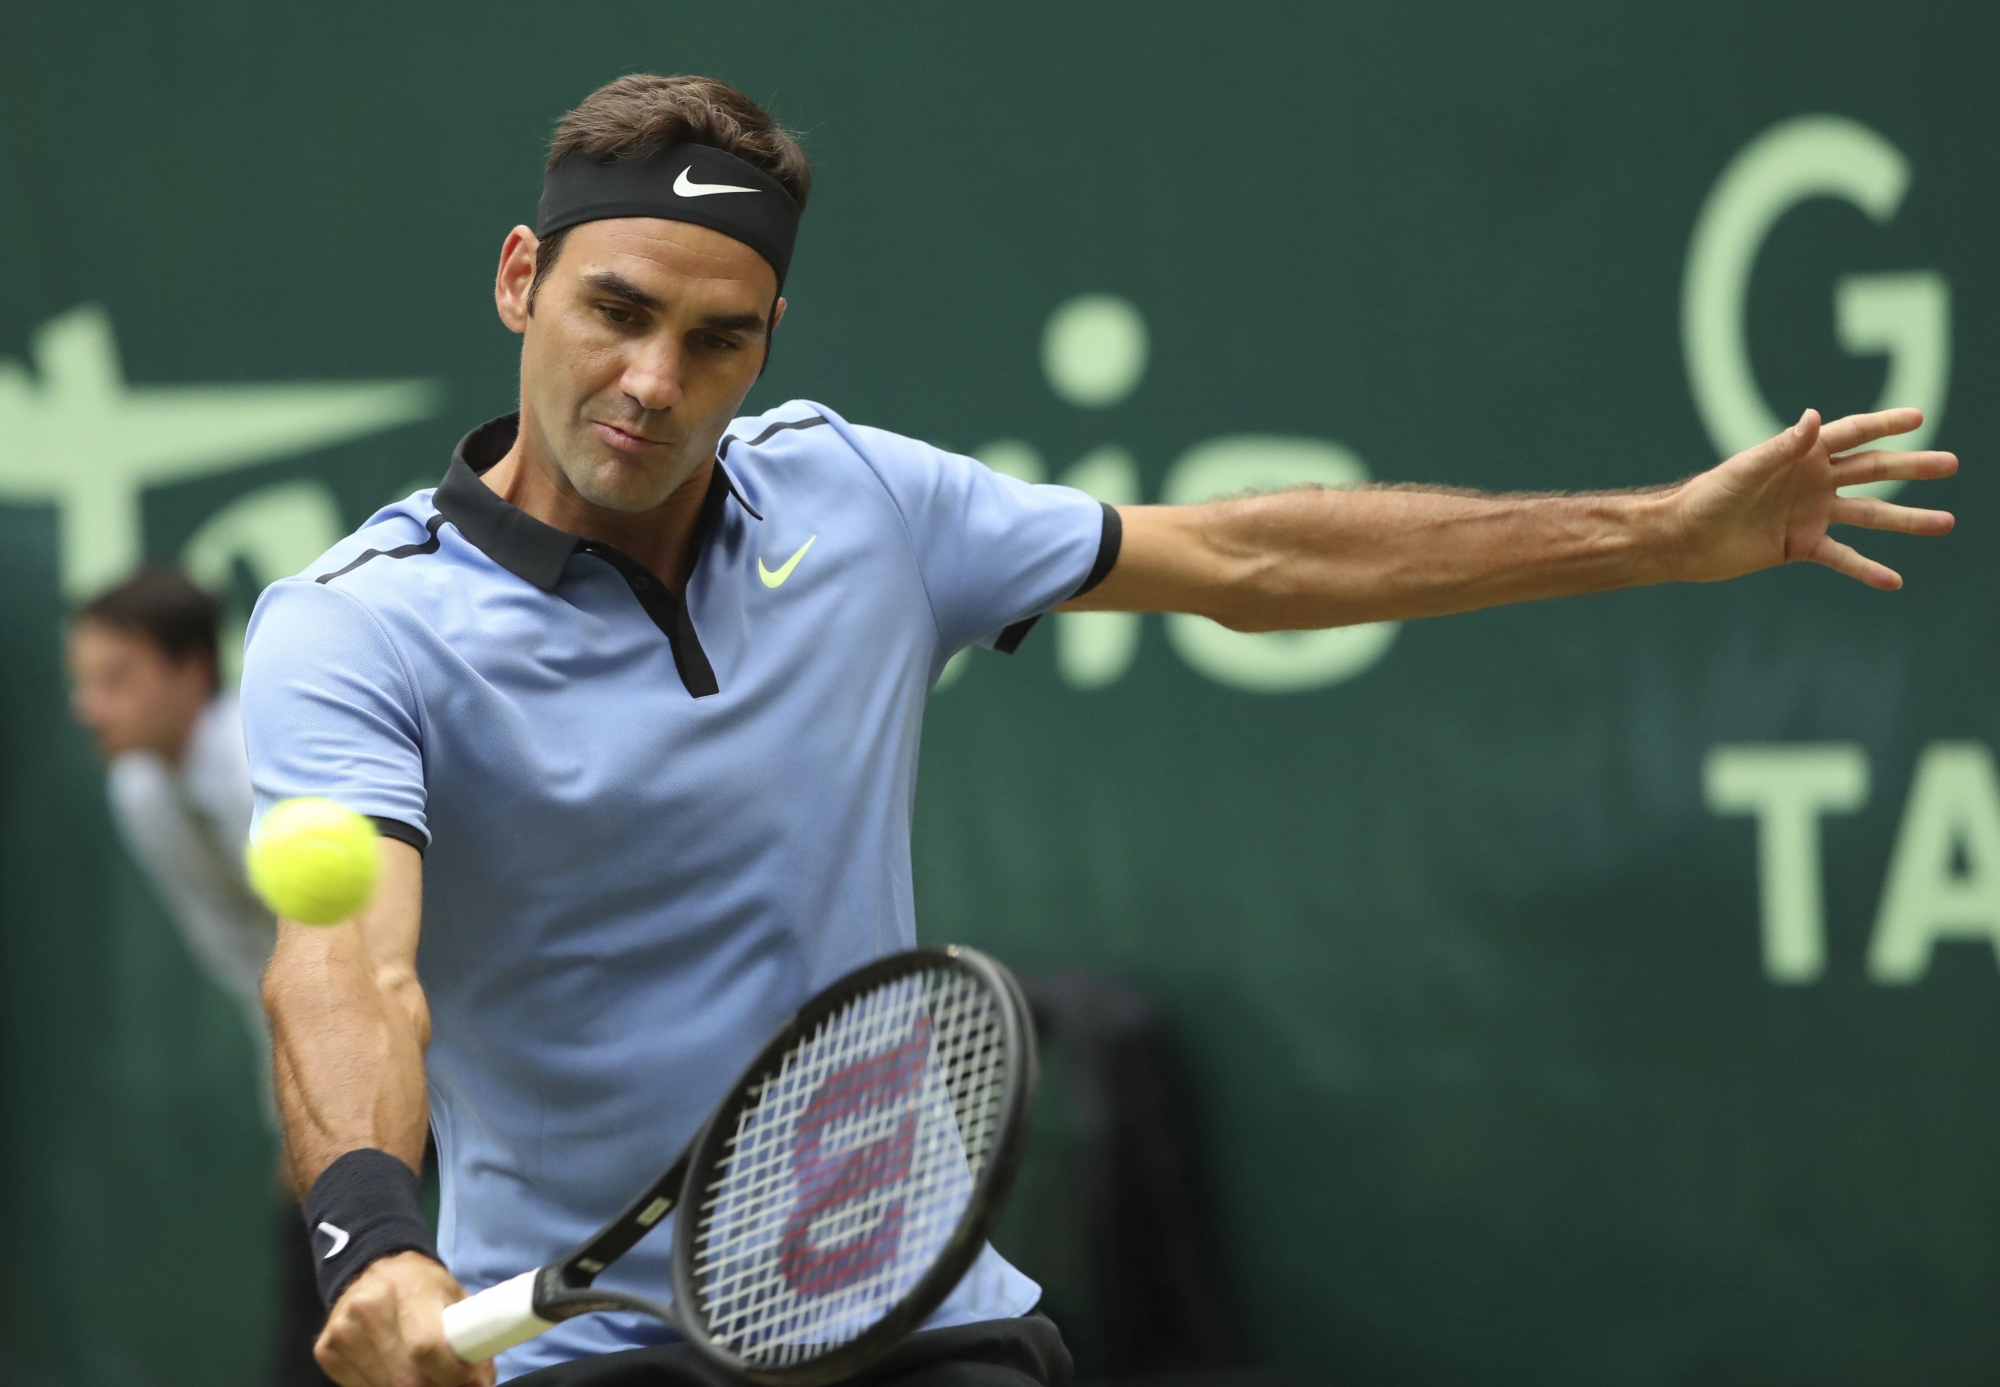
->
[553,1151,692,1289]
[532,1264,679,1327]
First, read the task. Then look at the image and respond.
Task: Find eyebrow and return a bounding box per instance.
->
[697,311,770,335]
[582,270,662,312]
[581,271,770,335]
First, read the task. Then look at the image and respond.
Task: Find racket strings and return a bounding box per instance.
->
[689,967,1012,1366]
[695,977,1004,1335]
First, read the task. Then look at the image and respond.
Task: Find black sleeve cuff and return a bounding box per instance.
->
[993,503,1124,656]
[370,817,428,855]
[304,1148,440,1307]
[1071,501,1123,599]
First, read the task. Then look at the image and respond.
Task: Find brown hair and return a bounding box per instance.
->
[530,74,812,307]
[75,567,221,683]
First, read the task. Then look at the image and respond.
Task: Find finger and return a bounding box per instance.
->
[1787,407,1820,457]
[324,1292,420,1387]
[406,1298,485,1387]
[1809,535,1901,590]
[318,1326,403,1387]
[1818,407,1923,454]
[315,1333,361,1387]
[1745,408,1818,467]
[410,1328,484,1387]
[1829,495,1955,535]
[1831,449,1960,485]
[316,1313,373,1387]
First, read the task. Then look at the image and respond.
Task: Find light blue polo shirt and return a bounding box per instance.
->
[240,403,1117,1379]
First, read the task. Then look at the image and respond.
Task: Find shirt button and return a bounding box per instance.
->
[630,574,650,590]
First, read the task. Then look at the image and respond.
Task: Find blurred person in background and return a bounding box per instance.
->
[66,566,333,1387]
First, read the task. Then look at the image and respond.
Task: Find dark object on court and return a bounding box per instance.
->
[1008,976,1242,1380]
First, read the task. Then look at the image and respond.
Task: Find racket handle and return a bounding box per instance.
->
[443,1271,555,1363]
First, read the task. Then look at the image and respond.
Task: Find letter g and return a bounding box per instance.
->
[1682,115,1949,500]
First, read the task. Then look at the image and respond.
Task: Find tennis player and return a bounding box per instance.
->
[242,74,1956,1387]
[66,568,333,1387]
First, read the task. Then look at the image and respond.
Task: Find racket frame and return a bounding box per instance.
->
[669,945,1037,1386]
[445,945,1036,1376]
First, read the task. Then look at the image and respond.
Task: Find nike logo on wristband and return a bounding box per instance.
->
[317,1221,351,1258]
[674,167,758,198]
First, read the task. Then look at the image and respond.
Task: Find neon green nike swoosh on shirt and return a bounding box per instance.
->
[757,535,817,588]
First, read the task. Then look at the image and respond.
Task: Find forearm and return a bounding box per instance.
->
[262,844,430,1195]
[1084,484,1683,630]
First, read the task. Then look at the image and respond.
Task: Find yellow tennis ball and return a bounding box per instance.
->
[246,797,381,925]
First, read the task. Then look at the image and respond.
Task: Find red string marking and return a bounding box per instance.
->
[777,1014,935,1299]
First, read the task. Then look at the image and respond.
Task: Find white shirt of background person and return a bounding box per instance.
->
[68,572,278,1127]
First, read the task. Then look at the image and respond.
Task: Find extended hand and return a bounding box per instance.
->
[317,1251,495,1387]
[1671,407,1957,589]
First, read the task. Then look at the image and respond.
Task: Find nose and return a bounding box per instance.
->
[621,336,684,414]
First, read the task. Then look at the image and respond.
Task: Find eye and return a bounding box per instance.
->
[597,303,639,326]
[696,332,741,352]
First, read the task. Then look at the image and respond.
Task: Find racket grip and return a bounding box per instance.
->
[443,1271,555,1363]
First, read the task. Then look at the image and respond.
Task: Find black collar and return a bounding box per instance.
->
[432,413,759,698]
[434,412,760,593]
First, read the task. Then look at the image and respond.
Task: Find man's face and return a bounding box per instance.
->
[66,621,212,761]
[499,217,784,513]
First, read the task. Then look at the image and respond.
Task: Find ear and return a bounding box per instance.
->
[756,296,789,380]
[495,226,541,333]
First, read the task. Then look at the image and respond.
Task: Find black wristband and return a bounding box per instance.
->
[303,1148,440,1308]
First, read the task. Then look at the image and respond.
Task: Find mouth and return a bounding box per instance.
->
[589,419,669,453]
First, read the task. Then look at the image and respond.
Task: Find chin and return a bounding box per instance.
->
[568,464,675,514]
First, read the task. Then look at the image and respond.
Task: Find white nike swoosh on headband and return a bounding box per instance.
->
[674,167,759,198]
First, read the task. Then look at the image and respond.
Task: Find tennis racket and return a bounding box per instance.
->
[442,946,1036,1385]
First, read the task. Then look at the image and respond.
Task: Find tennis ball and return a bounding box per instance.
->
[246,797,381,925]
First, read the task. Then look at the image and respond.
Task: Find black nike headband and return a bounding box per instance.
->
[538,143,801,291]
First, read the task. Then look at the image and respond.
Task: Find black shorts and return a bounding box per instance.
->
[506,1312,1073,1387]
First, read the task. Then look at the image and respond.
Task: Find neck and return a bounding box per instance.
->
[482,422,714,592]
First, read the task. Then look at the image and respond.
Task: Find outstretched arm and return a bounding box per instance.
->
[264,839,490,1387]
[1063,408,1956,630]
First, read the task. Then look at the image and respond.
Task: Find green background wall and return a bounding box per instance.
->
[3,4,1996,1384]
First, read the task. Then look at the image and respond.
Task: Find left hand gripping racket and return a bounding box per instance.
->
[442,946,1036,1385]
